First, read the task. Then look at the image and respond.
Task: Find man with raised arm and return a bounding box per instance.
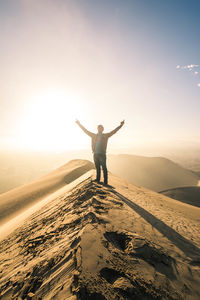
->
[75,120,125,185]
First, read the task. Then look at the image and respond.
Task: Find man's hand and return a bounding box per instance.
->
[120,120,125,126]
[75,119,80,125]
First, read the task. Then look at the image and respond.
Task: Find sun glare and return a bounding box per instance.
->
[17,89,86,151]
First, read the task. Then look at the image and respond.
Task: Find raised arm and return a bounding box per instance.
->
[75,120,94,137]
[106,120,125,138]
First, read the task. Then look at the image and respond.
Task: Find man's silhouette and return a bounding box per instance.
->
[76,120,125,185]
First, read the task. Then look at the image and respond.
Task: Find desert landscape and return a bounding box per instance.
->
[1,0,200,299]
[0,160,200,299]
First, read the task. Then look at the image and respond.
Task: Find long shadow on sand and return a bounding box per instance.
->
[113,190,200,260]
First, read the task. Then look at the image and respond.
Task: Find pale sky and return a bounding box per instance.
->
[0,0,200,151]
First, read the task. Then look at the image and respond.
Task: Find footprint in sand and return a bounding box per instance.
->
[104,231,177,279]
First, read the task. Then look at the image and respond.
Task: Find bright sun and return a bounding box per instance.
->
[17,89,86,151]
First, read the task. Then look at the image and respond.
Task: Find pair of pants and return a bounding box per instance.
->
[93,153,108,184]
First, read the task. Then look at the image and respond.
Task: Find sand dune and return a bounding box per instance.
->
[0,159,94,225]
[108,154,200,191]
[160,186,200,207]
[0,160,200,299]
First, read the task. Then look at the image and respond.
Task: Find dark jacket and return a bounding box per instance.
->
[78,123,122,153]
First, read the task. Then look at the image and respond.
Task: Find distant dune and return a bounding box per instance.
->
[0,160,200,299]
[0,159,94,225]
[108,154,199,191]
[160,186,200,207]
[194,171,200,177]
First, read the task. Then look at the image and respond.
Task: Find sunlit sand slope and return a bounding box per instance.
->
[108,154,200,191]
[0,159,94,225]
[0,169,200,299]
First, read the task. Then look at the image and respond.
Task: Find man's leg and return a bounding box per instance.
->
[93,154,101,182]
[100,154,108,185]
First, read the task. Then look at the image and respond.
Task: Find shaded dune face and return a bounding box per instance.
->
[160,186,200,207]
[108,154,200,191]
[0,167,200,300]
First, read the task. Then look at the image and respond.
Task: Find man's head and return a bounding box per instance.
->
[97,124,104,133]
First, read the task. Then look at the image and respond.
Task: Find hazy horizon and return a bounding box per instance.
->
[1,0,200,152]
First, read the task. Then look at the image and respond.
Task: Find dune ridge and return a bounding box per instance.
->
[0,161,200,299]
[0,159,94,225]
